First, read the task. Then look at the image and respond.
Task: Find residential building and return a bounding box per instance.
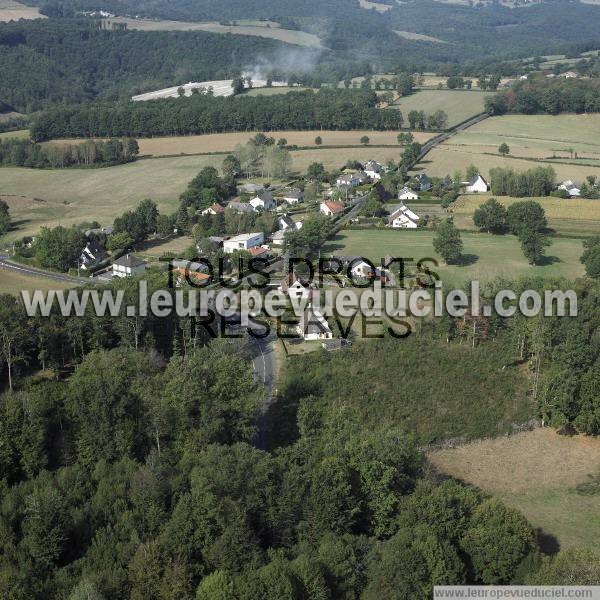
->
[558,180,581,197]
[201,203,225,215]
[79,240,108,270]
[250,191,275,211]
[388,203,420,229]
[279,274,310,301]
[463,173,489,193]
[227,201,254,213]
[112,254,147,278]
[282,189,304,204]
[271,230,286,246]
[398,186,419,201]
[239,182,265,195]
[336,173,362,188]
[364,160,383,181]
[414,173,431,191]
[320,200,345,216]
[223,232,264,254]
[298,304,333,341]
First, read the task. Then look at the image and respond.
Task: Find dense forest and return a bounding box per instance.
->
[486,77,600,115]
[2,275,599,598]
[30,89,404,140]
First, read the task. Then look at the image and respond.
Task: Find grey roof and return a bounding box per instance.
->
[283,188,303,198]
[468,173,487,186]
[113,254,146,268]
[279,214,296,229]
[239,182,264,194]
[364,160,382,172]
[227,201,254,213]
[257,190,274,202]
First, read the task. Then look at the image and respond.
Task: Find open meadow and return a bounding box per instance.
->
[102,17,323,48]
[452,193,600,237]
[422,114,600,182]
[323,229,584,287]
[0,267,72,296]
[0,0,44,21]
[50,130,434,157]
[388,89,494,127]
[428,428,600,550]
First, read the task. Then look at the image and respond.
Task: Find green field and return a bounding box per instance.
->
[102,17,323,48]
[453,193,600,237]
[242,86,310,97]
[323,229,584,287]
[424,114,600,182]
[0,267,73,296]
[389,89,494,127]
[0,0,44,21]
[0,129,29,140]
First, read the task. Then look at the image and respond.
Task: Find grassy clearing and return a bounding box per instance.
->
[242,87,310,97]
[424,114,600,183]
[102,17,323,48]
[0,267,72,296]
[322,229,584,287]
[394,30,447,43]
[137,236,194,261]
[0,0,44,21]
[389,90,494,127]
[428,428,600,550]
[0,129,29,140]
[452,193,600,237]
[51,130,433,157]
[358,0,393,11]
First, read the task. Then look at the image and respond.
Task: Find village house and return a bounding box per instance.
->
[79,240,108,270]
[112,254,147,278]
[278,214,297,231]
[85,225,114,237]
[281,188,304,204]
[248,246,269,258]
[558,180,581,197]
[320,200,345,216]
[278,274,311,301]
[388,203,420,229]
[463,173,489,193]
[201,203,225,215]
[336,172,364,188]
[270,230,286,246]
[364,160,384,181]
[223,232,264,254]
[298,304,333,341]
[398,186,419,201]
[227,201,254,213]
[560,71,578,79]
[239,182,265,195]
[250,191,275,211]
[413,173,432,191]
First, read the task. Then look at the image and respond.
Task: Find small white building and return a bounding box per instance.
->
[298,304,333,341]
[223,232,265,254]
[279,275,310,301]
[250,191,275,211]
[201,203,225,215]
[112,254,147,278]
[463,174,489,193]
[320,200,345,216]
[364,160,383,181]
[388,203,420,229]
[336,173,363,188]
[398,186,419,201]
[271,230,286,246]
[558,180,581,197]
[79,240,107,270]
[282,189,304,204]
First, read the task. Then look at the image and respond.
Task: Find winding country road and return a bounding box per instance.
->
[0,252,91,286]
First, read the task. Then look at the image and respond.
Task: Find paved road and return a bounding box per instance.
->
[0,253,91,286]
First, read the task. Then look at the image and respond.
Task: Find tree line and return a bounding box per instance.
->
[0,137,139,168]
[30,89,404,141]
[489,166,556,197]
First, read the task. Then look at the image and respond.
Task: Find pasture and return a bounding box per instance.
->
[389,90,494,127]
[424,114,600,182]
[322,229,584,287]
[428,428,600,550]
[0,267,72,296]
[0,129,29,140]
[243,87,310,97]
[453,193,600,237]
[0,0,44,21]
[102,17,323,48]
[394,30,447,43]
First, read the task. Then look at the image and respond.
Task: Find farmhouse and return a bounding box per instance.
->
[463,173,489,193]
[278,214,300,231]
[558,180,581,197]
[398,186,419,201]
[364,160,383,181]
[560,71,578,79]
[112,254,147,278]
[239,182,265,195]
[320,200,345,216]
[336,172,365,188]
[298,304,333,341]
[414,173,432,191]
[79,240,108,270]
[201,203,225,215]
[250,191,275,211]
[388,203,420,229]
[270,230,286,246]
[223,232,264,254]
[281,188,304,204]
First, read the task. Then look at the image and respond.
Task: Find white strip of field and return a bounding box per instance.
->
[131,79,288,101]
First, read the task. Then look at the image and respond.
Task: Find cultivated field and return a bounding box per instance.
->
[0,267,72,296]
[394,30,447,43]
[0,129,29,140]
[453,193,600,237]
[242,86,310,97]
[424,114,600,182]
[389,90,494,127]
[102,17,323,48]
[323,229,584,287]
[428,428,600,549]
[0,0,44,21]
[50,130,434,157]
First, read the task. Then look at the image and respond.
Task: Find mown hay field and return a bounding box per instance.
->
[388,90,495,127]
[428,428,600,550]
[0,0,44,21]
[0,267,72,296]
[102,17,323,48]
[322,229,584,287]
[452,193,600,237]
